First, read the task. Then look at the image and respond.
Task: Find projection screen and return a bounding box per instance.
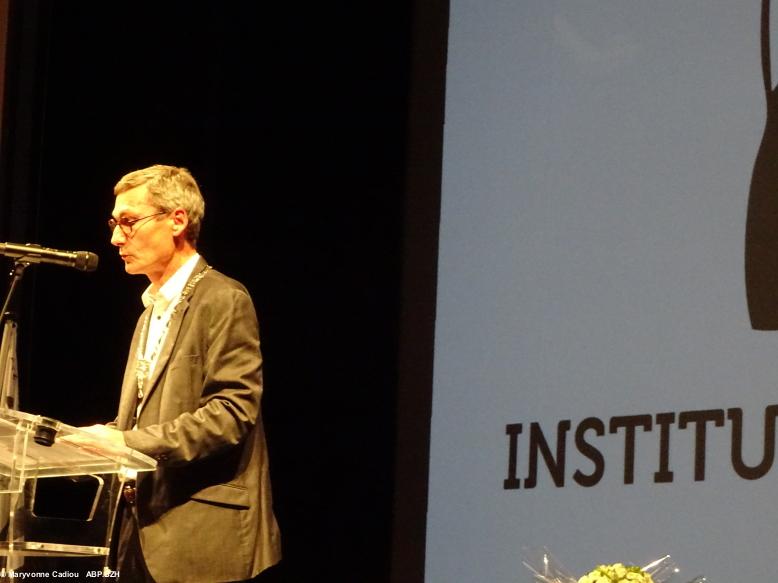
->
[427,2,778,581]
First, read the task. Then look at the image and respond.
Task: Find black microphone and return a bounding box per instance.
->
[0,242,99,272]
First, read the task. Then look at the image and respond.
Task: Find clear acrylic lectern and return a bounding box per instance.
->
[0,408,156,577]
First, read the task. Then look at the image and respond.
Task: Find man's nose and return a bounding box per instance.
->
[110,226,126,246]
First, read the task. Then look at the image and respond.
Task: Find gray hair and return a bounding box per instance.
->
[114,164,205,244]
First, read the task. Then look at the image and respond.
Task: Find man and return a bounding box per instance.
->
[82,165,281,582]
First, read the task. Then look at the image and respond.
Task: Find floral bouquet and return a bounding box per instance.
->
[577,563,660,583]
[522,547,706,583]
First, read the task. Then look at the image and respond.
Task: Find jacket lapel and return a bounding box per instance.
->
[116,305,152,429]
[135,258,208,414]
[135,299,191,413]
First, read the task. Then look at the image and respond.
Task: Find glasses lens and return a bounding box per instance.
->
[109,212,163,235]
[108,217,135,235]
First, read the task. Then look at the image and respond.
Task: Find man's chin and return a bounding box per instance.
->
[123,260,142,275]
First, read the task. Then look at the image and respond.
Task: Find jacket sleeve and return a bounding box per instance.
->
[122,285,263,466]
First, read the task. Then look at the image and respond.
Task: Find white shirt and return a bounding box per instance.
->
[127,253,202,466]
[139,253,201,381]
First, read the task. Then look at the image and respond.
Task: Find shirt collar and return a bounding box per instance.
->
[141,253,201,309]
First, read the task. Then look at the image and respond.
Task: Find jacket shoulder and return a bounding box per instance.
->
[190,268,255,308]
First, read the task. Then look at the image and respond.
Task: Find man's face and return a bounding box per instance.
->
[110,184,175,283]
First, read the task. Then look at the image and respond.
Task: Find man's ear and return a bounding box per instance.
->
[170,208,190,238]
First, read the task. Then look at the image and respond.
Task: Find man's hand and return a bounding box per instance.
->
[79,424,127,448]
[61,424,127,455]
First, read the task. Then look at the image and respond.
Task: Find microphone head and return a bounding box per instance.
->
[75,252,99,272]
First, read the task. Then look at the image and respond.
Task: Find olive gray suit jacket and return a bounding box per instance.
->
[115,258,281,583]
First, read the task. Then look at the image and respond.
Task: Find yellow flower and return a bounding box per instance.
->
[576,562,654,583]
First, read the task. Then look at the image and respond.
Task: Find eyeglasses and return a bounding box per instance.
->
[108,211,168,236]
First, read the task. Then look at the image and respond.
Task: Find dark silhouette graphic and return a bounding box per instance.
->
[746,0,778,329]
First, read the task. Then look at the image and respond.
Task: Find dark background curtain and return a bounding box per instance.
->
[0,1,447,581]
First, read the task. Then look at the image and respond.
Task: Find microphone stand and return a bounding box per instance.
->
[0,261,28,326]
[0,261,28,410]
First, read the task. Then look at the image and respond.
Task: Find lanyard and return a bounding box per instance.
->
[134,265,212,401]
